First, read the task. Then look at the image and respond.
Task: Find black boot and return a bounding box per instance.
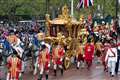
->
[38,74,42,80]
[46,74,48,80]
[76,67,79,69]
[61,69,64,76]
[54,70,57,76]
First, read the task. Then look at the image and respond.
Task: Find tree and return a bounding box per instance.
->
[0,0,119,21]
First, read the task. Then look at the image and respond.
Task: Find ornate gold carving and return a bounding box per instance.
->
[79,15,84,24]
[45,14,51,36]
[61,5,69,20]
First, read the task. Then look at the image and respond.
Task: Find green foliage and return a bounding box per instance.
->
[0,0,119,19]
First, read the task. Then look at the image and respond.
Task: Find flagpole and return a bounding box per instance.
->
[116,0,118,18]
[71,0,74,17]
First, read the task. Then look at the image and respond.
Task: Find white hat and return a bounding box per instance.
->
[41,41,45,45]
[102,21,105,24]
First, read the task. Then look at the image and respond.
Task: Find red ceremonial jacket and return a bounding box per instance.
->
[84,43,94,60]
[52,47,64,65]
[37,48,50,69]
[7,56,22,79]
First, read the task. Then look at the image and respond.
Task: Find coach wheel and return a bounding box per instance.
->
[64,50,72,69]
[64,56,71,70]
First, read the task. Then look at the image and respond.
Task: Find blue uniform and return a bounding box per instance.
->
[0,38,12,64]
[4,39,11,51]
[33,36,39,47]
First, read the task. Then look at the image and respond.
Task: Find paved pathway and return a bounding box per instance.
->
[23,64,120,80]
[0,60,120,80]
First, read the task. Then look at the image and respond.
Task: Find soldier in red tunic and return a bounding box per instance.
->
[52,42,65,76]
[84,40,95,70]
[6,51,22,80]
[35,45,50,80]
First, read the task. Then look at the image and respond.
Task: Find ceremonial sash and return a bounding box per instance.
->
[109,48,116,57]
[41,51,47,65]
[55,48,59,59]
[10,58,18,78]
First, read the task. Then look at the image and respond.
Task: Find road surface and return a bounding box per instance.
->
[23,63,120,80]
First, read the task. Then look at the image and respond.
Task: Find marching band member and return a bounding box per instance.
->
[34,45,50,80]
[52,42,65,76]
[6,50,22,80]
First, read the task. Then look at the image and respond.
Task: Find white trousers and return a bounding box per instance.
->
[108,61,116,75]
[77,61,84,68]
[39,64,49,75]
[6,73,21,80]
[22,61,25,72]
[53,64,63,70]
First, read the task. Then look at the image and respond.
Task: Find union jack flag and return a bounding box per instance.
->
[77,0,93,9]
[76,0,84,9]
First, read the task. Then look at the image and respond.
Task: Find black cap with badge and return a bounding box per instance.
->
[40,44,46,51]
[9,29,15,35]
